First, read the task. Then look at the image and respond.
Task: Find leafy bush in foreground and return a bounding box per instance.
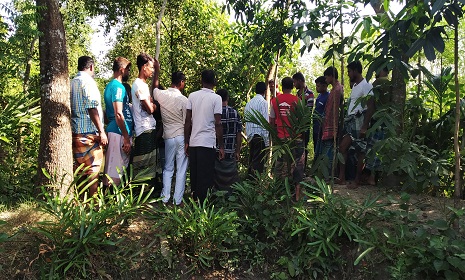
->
[31,167,153,279]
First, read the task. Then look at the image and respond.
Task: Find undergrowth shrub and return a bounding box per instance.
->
[32,167,153,279]
[283,178,384,279]
[226,173,295,272]
[368,194,465,280]
[149,196,239,273]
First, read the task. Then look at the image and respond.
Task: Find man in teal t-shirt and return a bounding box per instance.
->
[103,57,133,186]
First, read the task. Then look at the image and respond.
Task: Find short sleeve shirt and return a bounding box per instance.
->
[298,86,315,109]
[70,71,104,134]
[186,88,222,148]
[347,78,373,115]
[104,79,133,136]
[131,78,156,137]
[270,93,299,139]
[153,87,188,139]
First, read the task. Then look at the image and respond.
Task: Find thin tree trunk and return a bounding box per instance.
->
[155,0,167,60]
[265,63,276,105]
[453,18,462,206]
[36,0,72,197]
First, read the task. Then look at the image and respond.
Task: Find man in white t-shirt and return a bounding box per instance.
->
[184,70,224,202]
[131,53,159,183]
[336,61,374,187]
[153,71,188,206]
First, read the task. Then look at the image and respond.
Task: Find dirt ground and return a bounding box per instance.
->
[1,183,465,279]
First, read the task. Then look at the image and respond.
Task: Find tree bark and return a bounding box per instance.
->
[36,0,72,197]
[453,18,462,205]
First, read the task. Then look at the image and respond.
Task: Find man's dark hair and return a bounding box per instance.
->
[112,57,131,73]
[323,66,338,80]
[171,71,186,86]
[292,72,305,82]
[255,82,266,95]
[78,56,94,71]
[281,77,294,91]
[201,69,216,86]
[216,88,228,102]
[315,76,327,85]
[347,61,363,74]
[136,53,154,71]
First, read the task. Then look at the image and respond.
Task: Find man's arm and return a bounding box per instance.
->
[360,96,375,138]
[88,108,108,146]
[215,113,224,160]
[141,98,157,114]
[113,102,131,154]
[150,59,160,93]
[235,131,242,161]
[184,109,192,156]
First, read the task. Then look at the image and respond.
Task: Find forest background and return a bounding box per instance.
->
[1,0,465,279]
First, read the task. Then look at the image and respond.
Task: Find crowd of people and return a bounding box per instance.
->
[70,53,392,204]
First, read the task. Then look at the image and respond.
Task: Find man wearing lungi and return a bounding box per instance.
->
[131,53,158,184]
[103,57,133,186]
[71,56,108,197]
[214,89,242,194]
[336,61,374,187]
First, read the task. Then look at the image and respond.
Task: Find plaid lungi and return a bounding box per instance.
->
[72,133,103,175]
[131,129,158,180]
[343,113,367,153]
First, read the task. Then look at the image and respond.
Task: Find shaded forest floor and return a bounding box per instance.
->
[1,180,464,280]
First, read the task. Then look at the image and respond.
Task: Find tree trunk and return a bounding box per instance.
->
[36,0,72,197]
[265,63,276,105]
[453,18,462,205]
[391,58,407,132]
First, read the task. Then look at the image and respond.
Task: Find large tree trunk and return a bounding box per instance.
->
[36,0,72,197]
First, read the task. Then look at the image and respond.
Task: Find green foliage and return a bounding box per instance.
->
[372,195,465,280]
[0,94,40,200]
[245,99,312,166]
[287,178,382,278]
[31,166,153,278]
[149,196,239,273]
[226,174,295,271]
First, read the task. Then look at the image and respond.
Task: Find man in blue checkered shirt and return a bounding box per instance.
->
[70,56,108,197]
[214,89,242,193]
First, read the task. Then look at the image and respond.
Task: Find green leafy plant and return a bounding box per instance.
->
[149,196,239,273]
[370,195,465,280]
[287,178,383,278]
[31,166,153,278]
[226,173,295,271]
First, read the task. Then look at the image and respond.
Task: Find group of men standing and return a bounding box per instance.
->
[70,53,389,205]
[70,54,242,205]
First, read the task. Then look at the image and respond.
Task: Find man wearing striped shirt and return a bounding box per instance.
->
[244,82,269,177]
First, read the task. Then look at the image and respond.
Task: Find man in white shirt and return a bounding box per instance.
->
[336,61,374,187]
[131,53,158,183]
[244,81,269,177]
[184,70,224,202]
[153,71,188,206]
